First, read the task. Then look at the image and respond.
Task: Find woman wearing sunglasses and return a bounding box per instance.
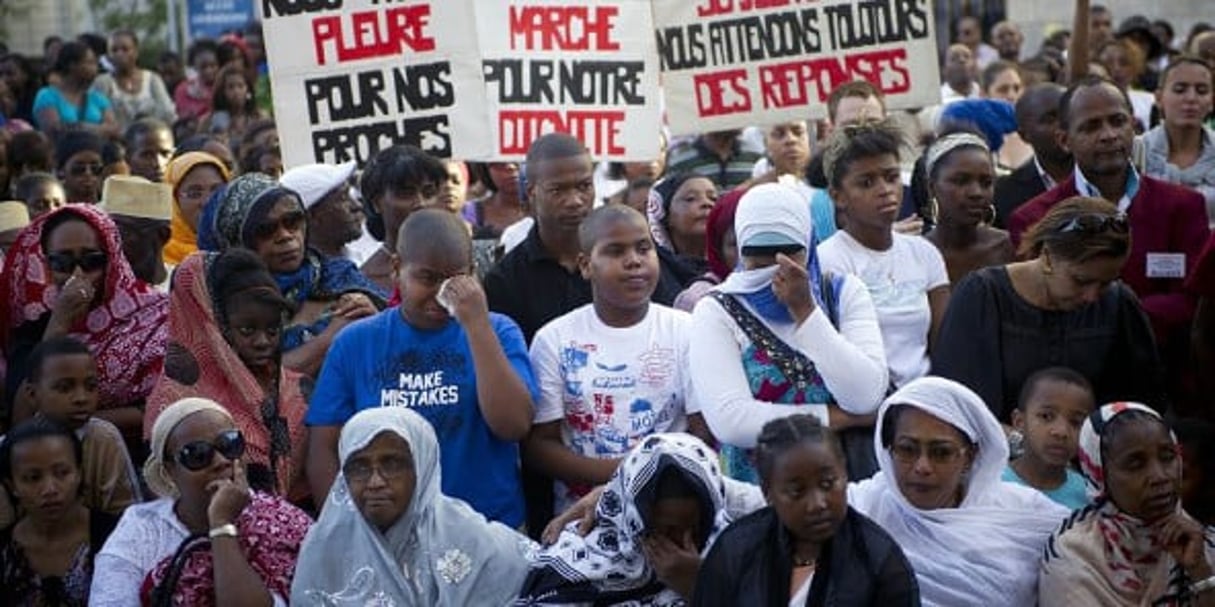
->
[932,196,1165,423]
[0,205,167,439]
[91,397,311,606]
[202,173,386,377]
[147,249,309,502]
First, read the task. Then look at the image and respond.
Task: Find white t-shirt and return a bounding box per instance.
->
[530,303,698,511]
[817,231,949,387]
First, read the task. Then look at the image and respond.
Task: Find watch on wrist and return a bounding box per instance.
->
[209,523,238,539]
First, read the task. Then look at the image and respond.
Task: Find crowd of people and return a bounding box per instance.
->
[0,1,1213,605]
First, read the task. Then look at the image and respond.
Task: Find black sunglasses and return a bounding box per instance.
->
[47,251,108,273]
[252,210,306,240]
[175,429,245,471]
[67,163,104,177]
[1057,213,1129,235]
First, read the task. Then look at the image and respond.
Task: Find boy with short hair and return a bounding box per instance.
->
[0,337,141,527]
[1003,367,1094,510]
[525,205,711,512]
[306,208,537,527]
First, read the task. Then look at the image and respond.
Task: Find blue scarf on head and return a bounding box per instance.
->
[729,234,827,325]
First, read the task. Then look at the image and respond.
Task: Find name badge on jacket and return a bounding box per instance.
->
[1145,253,1186,279]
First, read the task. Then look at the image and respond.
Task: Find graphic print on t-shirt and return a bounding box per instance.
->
[373,347,471,442]
[560,341,677,458]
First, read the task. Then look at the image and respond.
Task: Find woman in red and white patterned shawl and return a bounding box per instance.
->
[0,204,168,437]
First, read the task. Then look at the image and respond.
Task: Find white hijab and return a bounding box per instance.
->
[290,407,535,606]
[847,377,1069,607]
[716,182,816,295]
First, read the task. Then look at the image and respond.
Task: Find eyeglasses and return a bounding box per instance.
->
[181,184,222,201]
[67,163,104,177]
[343,455,411,483]
[175,429,245,471]
[1057,213,1129,235]
[888,440,970,465]
[252,210,305,240]
[47,251,108,273]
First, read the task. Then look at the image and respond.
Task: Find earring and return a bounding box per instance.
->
[984,204,996,225]
[929,197,940,224]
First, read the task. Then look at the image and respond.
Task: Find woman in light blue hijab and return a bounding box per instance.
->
[291,407,535,605]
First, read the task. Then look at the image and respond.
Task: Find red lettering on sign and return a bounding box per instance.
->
[697,0,794,17]
[508,5,620,51]
[758,48,911,110]
[312,5,436,65]
[693,69,751,117]
[498,109,625,157]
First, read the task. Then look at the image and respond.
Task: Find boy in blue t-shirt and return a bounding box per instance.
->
[306,209,537,526]
[1002,367,1094,510]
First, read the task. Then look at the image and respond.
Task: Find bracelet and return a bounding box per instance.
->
[1191,574,1215,595]
[209,523,238,539]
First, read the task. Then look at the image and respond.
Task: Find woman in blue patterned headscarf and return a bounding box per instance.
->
[200,172,385,374]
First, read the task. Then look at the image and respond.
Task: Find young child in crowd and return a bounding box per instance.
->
[525,205,711,513]
[1002,367,1093,509]
[0,337,141,527]
[305,208,536,527]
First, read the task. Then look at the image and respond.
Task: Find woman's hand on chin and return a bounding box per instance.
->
[207,459,252,527]
[46,274,95,336]
[1156,511,1213,579]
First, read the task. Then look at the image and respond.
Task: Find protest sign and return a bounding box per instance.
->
[474,0,663,161]
[187,0,256,41]
[259,0,491,166]
[652,0,940,134]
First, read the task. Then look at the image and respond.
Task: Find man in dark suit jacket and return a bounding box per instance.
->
[993,83,1071,228]
[1009,77,1210,351]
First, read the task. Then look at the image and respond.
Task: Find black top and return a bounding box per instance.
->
[0,508,120,606]
[693,506,920,607]
[484,225,693,344]
[992,160,1048,230]
[931,266,1166,421]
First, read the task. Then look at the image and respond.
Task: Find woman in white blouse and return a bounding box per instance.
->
[689,183,888,484]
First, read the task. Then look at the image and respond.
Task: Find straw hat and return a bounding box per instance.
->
[100,175,173,221]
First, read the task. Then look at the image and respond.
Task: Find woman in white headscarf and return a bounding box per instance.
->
[688,182,888,483]
[849,376,1069,606]
[291,406,535,606]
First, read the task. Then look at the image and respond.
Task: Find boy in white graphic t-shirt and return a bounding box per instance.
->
[525,205,711,513]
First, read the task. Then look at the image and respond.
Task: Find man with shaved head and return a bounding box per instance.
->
[305,208,538,527]
[993,83,1071,227]
[484,132,694,536]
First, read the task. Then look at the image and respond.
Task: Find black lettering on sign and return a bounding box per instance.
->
[301,71,386,123]
[263,0,341,18]
[312,115,451,164]
[392,61,454,112]
[483,59,555,104]
[304,71,389,124]
[484,59,645,105]
[825,0,930,51]
[655,24,708,70]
